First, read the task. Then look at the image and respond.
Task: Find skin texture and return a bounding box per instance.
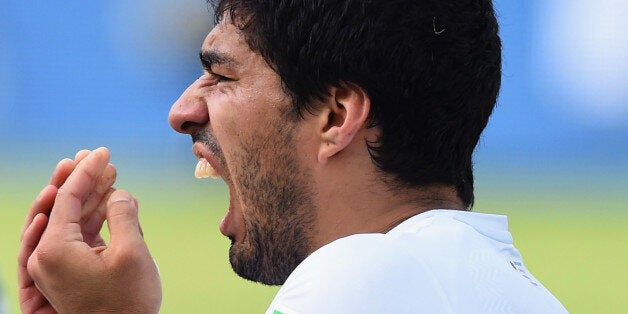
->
[169,19,465,285]
[18,148,161,313]
[171,21,318,285]
[19,151,90,313]
[18,16,465,313]
[191,126,316,285]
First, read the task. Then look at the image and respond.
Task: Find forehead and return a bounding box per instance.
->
[201,21,264,70]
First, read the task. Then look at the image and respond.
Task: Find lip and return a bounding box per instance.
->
[192,142,223,178]
[219,200,233,237]
[192,142,234,238]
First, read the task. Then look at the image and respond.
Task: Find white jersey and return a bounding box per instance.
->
[266,209,567,314]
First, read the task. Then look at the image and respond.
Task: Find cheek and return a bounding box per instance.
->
[207,100,243,147]
[208,94,260,138]
[212,109,274,153]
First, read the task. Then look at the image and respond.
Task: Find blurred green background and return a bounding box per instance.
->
[1,0,627,313]
[1,161,627,313]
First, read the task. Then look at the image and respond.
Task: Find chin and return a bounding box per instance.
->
[227,237,301,286]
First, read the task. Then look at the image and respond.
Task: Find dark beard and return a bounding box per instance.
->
[228,188,313,286]
[194,112,315,285]
[228,117,315,285]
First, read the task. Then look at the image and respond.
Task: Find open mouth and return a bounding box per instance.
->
[192,142,222,179]
[195,158,220,179]
[192,142,234,238]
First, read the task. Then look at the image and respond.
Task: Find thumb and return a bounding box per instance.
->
[106,190,143,246]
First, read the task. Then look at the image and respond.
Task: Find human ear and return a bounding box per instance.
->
[317,82,371,164]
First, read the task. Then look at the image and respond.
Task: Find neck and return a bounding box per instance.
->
[309,147,464,253]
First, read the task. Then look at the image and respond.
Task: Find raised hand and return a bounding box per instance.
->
[19,150,91,313]
[18,148,162,313]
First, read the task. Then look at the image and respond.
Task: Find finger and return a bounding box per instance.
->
[19,291,54,314]
[83,187,116,248]
[18,213,48,289]
[49,147,111,227]
[81,163,117,222]
[19,291,55,314]
[21,185,58,240]
[49,150,115,244]
[74,149,91,162]
[106,190,144,247]
[19,213,57,314]
[49,149,91,189]
[49,158,76,187]
[81,164,116,247]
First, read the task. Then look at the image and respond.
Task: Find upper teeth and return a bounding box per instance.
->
[195,158,220,179]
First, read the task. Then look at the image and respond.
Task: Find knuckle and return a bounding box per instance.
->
[57,185,84,203]
[112,244,147,268]
[28,246,55,275]
[95,167,117,194]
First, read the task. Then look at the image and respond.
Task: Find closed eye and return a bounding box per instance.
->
[201,71,233,85]
[212,72,232,83]
[199,51,236,84]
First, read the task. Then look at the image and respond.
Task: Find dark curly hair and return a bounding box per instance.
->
[211,0,502,208]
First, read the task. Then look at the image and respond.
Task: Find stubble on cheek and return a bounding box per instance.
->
[227,117,317,285]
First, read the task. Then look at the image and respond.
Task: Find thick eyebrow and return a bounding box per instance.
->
[199,50,238,72]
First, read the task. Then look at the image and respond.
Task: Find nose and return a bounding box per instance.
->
[168,79,209,134]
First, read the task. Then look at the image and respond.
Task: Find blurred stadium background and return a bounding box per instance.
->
[1,0,626,313]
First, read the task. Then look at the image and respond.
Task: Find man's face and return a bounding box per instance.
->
[168,21,316,285]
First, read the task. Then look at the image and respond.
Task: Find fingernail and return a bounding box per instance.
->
[75,149,90,159]
[57,158,72,166]
[110,195,135,207]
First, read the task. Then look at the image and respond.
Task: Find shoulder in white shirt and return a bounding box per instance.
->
[267,209,567,314]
